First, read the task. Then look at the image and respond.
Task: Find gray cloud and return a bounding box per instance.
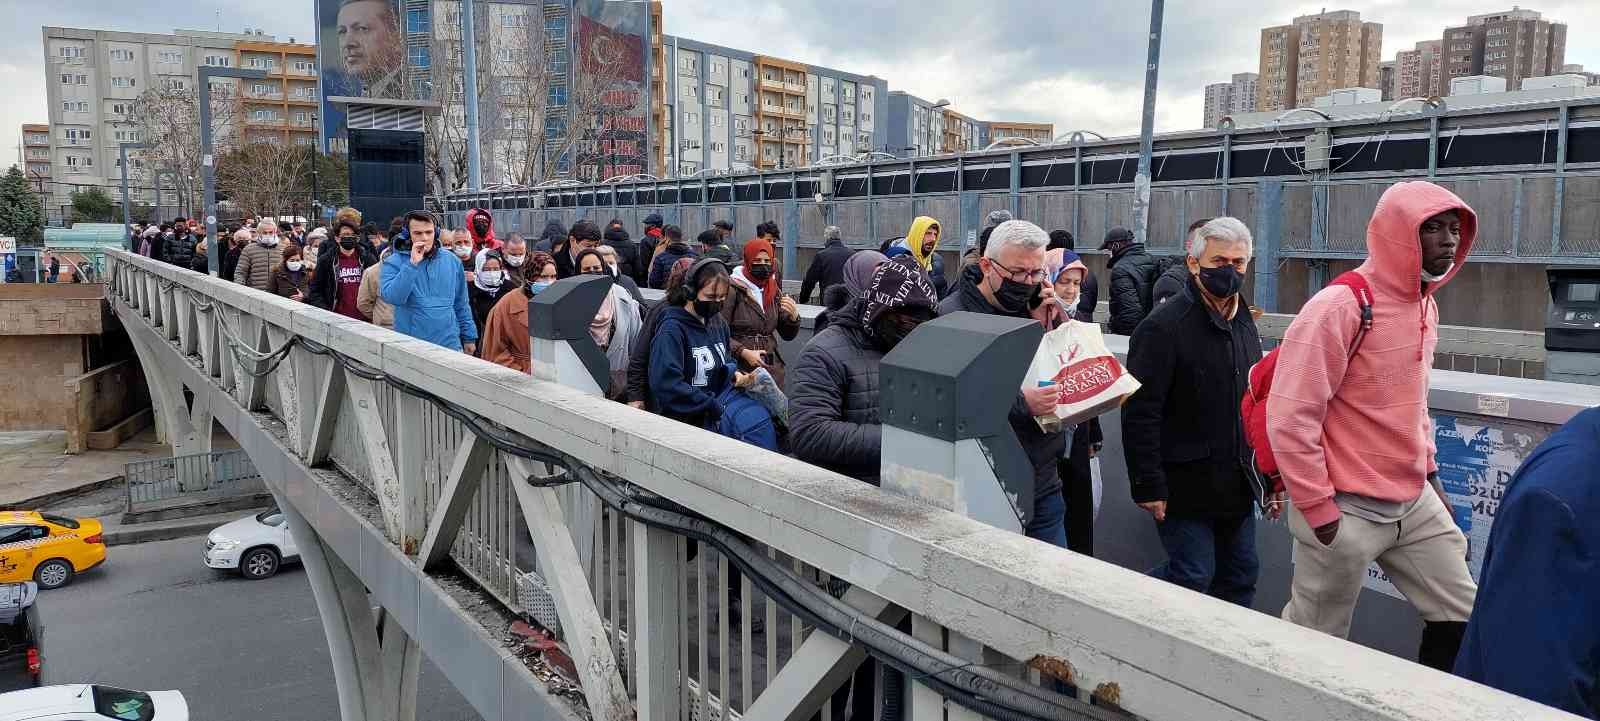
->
[5,1,1599,162]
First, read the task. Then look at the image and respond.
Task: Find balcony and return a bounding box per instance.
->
[244,91,285,101]
[246,117,286,128]
[758,76,784,92]
[784,81,806,94]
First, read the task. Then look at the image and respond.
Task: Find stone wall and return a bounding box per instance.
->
[0,284,110,431]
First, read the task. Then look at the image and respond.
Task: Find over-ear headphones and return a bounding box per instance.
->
[685,257,729,284]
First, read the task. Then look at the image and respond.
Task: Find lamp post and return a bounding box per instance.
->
[1131,0,1165,246]
[118,141,152,251]
[751,128,768,170]
[200,67,268,276]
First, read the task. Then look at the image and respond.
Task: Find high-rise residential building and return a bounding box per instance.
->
[1257,10,1382,111]
[648,1,665,176]
[941,108,981,154]
[1396,40,1444,98]
[983,121,1054,146]
[19,124,52,192]
[233,39,321,147]
[664,36,886,174]
[1202,72,1258,127]
[41,26,306,213]
[1378,61,1396,100]
[1440,8,1566,90]
[886,92,946,157]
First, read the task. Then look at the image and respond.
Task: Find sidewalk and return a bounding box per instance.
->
[0,423,240,509]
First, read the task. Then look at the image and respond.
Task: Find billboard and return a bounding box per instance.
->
[571,0,653,181]
[315,0,409,152]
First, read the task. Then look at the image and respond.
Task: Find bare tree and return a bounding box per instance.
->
[416,0,502,194]
[215,142,313,218]
[130,83,242,217]
[492,9,551,185]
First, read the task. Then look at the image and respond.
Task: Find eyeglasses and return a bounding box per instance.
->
[987,258,1048,284]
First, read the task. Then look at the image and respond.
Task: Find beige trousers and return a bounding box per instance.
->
[1282,486,1477,638]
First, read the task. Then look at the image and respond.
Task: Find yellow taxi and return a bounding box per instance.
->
[0,512,105,590]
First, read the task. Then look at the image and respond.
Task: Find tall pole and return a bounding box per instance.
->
[200,67,267,276]
[462,0,483,191]
[1132,0,1165,246]
[118,142,150,251]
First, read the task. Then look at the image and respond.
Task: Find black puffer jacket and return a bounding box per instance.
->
[1150,260,1190,309]
[1107,243,1159,335]
[789,296,883,484]
[937,264,1065,502]
[164,230,197,270]
[603,224,643,283]
[1121,280,1262,518]
[648,243,697,289]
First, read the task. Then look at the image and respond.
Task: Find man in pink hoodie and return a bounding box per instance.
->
[1267,181,1478,670]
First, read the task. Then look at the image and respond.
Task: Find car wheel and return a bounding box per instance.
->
[34,559,74,590]
[240,547,280,580]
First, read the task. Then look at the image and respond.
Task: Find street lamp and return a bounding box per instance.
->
[751,129,769,169]
[199,66,268,276]
[118,141,152,250]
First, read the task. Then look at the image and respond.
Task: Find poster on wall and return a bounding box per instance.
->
[572,0,652,182]
[1358,411,1550,600]
[315,0,409,152]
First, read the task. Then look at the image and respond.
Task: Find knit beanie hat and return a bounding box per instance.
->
[986,209,1014,227]
[860,256,938,336]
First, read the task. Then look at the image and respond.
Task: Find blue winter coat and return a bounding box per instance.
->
[1454,407,1600,719]
[379,248,478,351]
[647,306,735,430]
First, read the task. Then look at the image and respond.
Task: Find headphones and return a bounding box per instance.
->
[685,257,729,285]
[393,210,444,253]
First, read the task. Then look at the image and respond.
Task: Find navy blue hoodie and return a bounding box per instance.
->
[1455,407,1600,718]
[648,306,735,430]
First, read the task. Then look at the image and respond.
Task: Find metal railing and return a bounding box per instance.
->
[104,248,1585,721]
[124,448,264,511]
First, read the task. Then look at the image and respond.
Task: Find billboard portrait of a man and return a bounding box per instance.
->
[336,0,405,97]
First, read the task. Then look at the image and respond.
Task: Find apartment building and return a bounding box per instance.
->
[234,40,320,146]
[19,124,51,189]
[1396,39,1444,98]
[664,36,887,174]
[41,26,299,211]
[941,108,981,154]
[1256,10,1382,111]
[885,92,947,157]
[1440,9,1566,90]
[1202,72,1259,128]
[984,121,1054,146]
[649,1,665,176]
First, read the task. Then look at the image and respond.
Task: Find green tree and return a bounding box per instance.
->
[68,187,119,224]
[0,166,45,245]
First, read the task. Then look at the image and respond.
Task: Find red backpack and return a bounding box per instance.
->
[1240,272,1374,503]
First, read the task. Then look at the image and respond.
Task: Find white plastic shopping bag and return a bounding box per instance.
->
[1090,457,1104,521]
[1025,320,1142,432]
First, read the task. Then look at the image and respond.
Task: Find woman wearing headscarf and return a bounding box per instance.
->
[468,249,515,344]
[627,257,696,410]
[1048,247,1104,556]
[814,250,887,333]
[576,249,644,399]
[480,252,557,373]
[721,237,801,388]
[269,245,311,301]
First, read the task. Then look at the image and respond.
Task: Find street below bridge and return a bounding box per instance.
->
[37,536,480,721]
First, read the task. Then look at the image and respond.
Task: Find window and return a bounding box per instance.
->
[683,111,700,125]
[93,686,157,721]
[501,80,526,97]
[737,93,750,107]
[59,46,84,59]
[252,109,276,121]
[711,59,725,75]
[109,49,134,62]
[678,55,698,75]
[111,76,135,88]
[709,114,723,127]
[545,116,566,137]
[294,60,314,73]
[680,84,699,101]
[406,8,430,33]
[707,86,724,108]
[545,15,566,35]
[549,53,568,75]
[501,12,528,28]
[548,85,567,105]
[295,111,310,123]
[61,101,89,112]
[496,48,514,63]
[158,50,183,64]
[710,141,725,153]
[679,139,701,151]
[408,46,430,68]
[252,83,272,95]
[203,54,232,67]
[64,128,92,143]
[114,129,140,142]
[163,78,185,91]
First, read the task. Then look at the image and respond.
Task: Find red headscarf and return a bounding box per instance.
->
[741,237,780,315]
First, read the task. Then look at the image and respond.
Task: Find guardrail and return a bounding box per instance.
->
[125,448,264,512]
[103,248,1581,721]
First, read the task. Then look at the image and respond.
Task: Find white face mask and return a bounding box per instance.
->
[454,246,472,258]
[479,270,504,287]
[286,260,304,272]
[504,253,526,267]
[258,235,278,246]
[1421,262,1454,284]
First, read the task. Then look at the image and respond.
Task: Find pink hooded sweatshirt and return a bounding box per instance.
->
[1266,181,1477,528]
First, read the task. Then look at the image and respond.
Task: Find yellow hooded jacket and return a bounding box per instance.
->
[902,216,940,271]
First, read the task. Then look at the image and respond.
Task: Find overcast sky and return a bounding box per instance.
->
[5,0,1600,163]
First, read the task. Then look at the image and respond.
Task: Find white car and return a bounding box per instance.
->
[0,684,187,721]
[202,509,299,580]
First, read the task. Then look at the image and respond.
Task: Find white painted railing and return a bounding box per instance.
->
[104,249,1576,721]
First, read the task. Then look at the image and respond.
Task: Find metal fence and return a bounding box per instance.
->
[125,449,265,511]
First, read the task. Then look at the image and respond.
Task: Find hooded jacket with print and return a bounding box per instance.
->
[1266,181,1477,528]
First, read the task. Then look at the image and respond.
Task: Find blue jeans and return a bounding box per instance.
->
[1152,513,1258,607]
[1026,490,1068,548]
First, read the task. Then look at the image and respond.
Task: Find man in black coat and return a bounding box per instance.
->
[554,220,602,279]
[163,220,198,270]
[790,256,936,485]
[1121,217,1263,607]
[937,220,1069,547]
[602,218,643,283]
[309,221,379,313]
[1103,226,1159,335]
[798,225,852,304]
[636,213,665,285]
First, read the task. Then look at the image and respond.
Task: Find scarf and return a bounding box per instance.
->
[590,289,616,349]
[740,237,780,315]
[843,250,888,297]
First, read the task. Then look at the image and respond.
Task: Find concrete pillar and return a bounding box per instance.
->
[529,274,614,396]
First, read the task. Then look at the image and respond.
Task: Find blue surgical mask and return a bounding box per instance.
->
[528,280,553,296]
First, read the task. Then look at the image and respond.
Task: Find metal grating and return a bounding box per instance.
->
[798,201,828,241]
[834,202,869,246]
[875,199,912,242]
[734,206,765,240]
[1326,183,1380,252]
[916,196,962,249]
[977,193,1010,222]
[1559,175,1600,255]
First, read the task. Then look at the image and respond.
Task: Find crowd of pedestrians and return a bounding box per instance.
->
[129,182,1596,718]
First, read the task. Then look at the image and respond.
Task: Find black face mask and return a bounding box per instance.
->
[693,299,723,319]
[339,238,359,250]
[992,276,1041,314]
[748,264,773,282]
[1196,265,1243,299]
[872,315,920,352]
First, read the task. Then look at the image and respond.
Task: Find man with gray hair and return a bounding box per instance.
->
[1121,216,1264,606]
[799,224,852,304]
[939,219,1070,546]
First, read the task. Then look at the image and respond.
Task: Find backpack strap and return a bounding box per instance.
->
[1329,271,1375,359]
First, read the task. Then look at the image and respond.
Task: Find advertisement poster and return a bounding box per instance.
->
[315,0,408,151]
[572,0,652,181]
[1359,412,1550,600]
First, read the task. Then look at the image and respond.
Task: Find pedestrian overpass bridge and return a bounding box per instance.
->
[103,248,1590,721]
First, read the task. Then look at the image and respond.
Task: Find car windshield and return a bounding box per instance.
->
[92,685,156,721]
[39,514,79,529]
